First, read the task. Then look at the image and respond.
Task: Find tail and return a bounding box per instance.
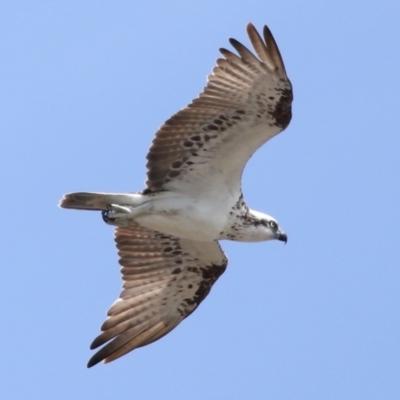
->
[59,192,136,211]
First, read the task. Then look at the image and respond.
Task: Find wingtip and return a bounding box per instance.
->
[262,24,273,39]
[231,22,256,46]
[87,352,107,368]
[246,22,257,35]
[263,24,287,75]
[247,22,272,43]
[228,37,239,47]
[86,357,98,368]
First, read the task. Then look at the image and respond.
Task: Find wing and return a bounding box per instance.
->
[87,226,227,367]
[145,23,293,196]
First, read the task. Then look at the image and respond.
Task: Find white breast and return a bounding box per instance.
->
[134,194,231,241]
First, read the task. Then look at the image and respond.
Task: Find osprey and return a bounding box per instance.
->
[60,23,293,367]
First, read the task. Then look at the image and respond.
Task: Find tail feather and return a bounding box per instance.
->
[59,192,136,211]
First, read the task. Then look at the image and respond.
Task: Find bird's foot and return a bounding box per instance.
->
[102,204,137,225]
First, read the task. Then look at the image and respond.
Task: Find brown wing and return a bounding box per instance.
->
[145,23,292,195]
[87,226,227,367]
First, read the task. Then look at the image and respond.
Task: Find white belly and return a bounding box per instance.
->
[134,194,229,241]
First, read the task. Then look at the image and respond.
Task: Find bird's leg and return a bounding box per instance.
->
[102,204,140,225]
[100,191,175,226]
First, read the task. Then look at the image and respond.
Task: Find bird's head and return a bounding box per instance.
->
[247,210,287,243]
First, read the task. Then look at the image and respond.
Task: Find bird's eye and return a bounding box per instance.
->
[269,221,277,229]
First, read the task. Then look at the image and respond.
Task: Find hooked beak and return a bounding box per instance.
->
[275,231,288,244]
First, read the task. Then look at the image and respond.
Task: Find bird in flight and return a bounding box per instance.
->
[60,23,293,367]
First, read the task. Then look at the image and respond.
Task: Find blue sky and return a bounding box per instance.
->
[1,1,399,399]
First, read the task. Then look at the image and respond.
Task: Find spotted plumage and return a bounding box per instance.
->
[87,226,227,367]
[60,23,293,367]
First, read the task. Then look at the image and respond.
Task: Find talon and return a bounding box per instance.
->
[101,204,136,225]
[102,206,117,223]
[102,210,110,223]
